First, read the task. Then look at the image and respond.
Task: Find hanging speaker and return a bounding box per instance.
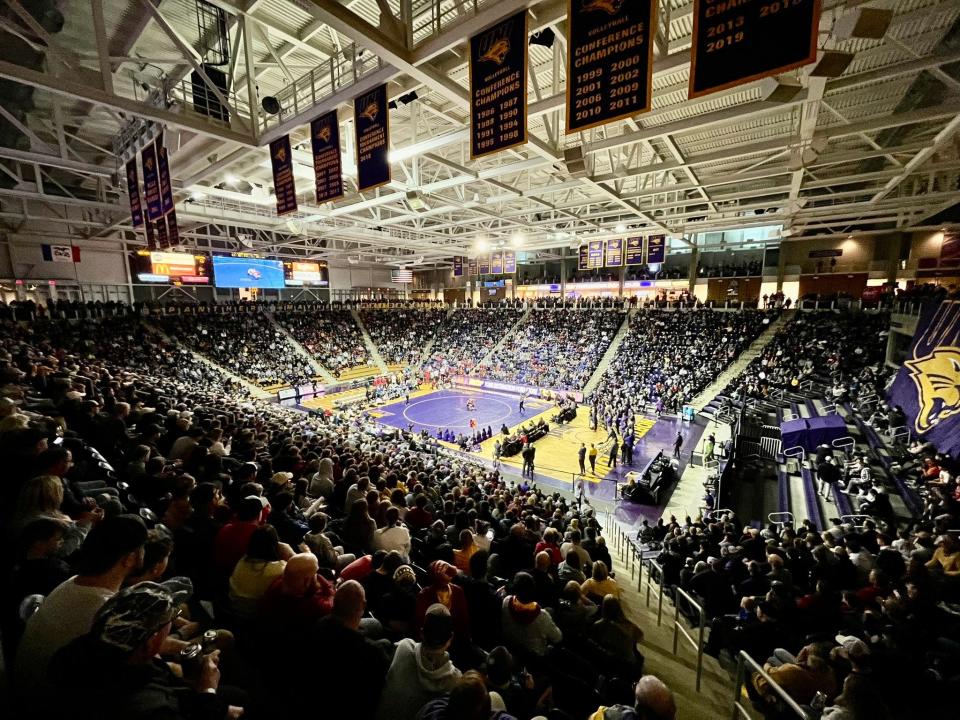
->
[564,146,587,177]
[261,96,281,115]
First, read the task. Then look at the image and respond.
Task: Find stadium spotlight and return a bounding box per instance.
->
[511,233,525,247]
[615,223,626,233]
[476,237,490,253]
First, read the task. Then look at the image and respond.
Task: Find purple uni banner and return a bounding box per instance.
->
[453,256,464,277]
[625,236,644,265]
[647,234,666,264]
[578,244,589,271]
[606,237,624,267]
[311,110,344,203]
[887,299,960,456]
[141,143,162,222]
[125,158,143,227]
[157,144,175,216]
[355,84,391,191]
[270,135,298,216]
[166,208,180,247]
[504,250,516,274]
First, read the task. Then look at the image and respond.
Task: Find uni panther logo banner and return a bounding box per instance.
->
[478,23,512,65]
[889,300,960,449]
[582,0,624,14]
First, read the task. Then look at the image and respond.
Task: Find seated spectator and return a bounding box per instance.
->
[417,669,515,720]
[581,560,621,602]
[754,641,838,707]
[375,505,412,561]
[48,581,245,720]
[590,674,677,720]
[590,595,644,676]
[228,525,287,619]
[376,603,462,720]
[500,572,562,659]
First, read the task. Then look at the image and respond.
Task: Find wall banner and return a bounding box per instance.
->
[270,135,299,216]
[646,234,666,264]
[606,237,624,267]
[125,158,144,228]
[469,11,528,159]
[625,236,644,265]
[479,255,491,275]
[587,239,605,268]
[578,244,589,270]
[887,300,960,457]
[166,209,180,247]
[157,144,175,216]
[504,250,517,274]
[566,0,656,133]
[453,256,464,277]
[141,143,162,222]
[468,257,479,276]
[311,110,344,203]
[689,0,821,99]
[355,84,391,191]
[491,251,504,274]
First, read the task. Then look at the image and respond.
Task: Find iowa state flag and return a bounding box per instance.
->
[887,299,960,456]
[41,244,81,263]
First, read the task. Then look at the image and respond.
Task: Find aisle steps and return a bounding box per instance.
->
[350,309,389,374]
[475,307,531,370]
[582,308,635,396]
[264,312,336,383]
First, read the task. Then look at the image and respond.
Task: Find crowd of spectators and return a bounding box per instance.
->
[424,308,524,378]
[724,311,890,401]
[479,309,625,391]
[697,260,763,278]
[591,309,770,421]
[359,308,447,365]
[155,309,314,388]
[274,307,371,376]
[0,302,673,720]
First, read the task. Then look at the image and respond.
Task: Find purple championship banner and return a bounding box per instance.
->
[625,236,644,265]
[125,158,143,227]
[646,234,666,264]
[479,255,490,275]
[469,10,528,159]
[468,257,479,276]
[504,250,516,273]
[606,237,623,267]
[155,214,169,249]
[144,219,156,251]
[490,251,504,274]
[157,144,175,216]
[887,299,960,456]
[166,208,180,247]
[310,110,344,203]
[587,239,605,268]
[270,135,298,216]
[578,244,589,270]
[453,256,464,277]
[355,84,391,191]
[141,143,162,222]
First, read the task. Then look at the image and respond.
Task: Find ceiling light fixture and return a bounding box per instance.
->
[615,223,626,233]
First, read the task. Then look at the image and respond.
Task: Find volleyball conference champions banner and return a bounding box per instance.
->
[311,110,344,203]
[355,84,391,191]
[470,11,527,159]
[270,135,298,216]
[566,0,656,133]
[887,300,960,456]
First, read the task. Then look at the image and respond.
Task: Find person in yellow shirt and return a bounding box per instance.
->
[452,529,478,573]
[926,534,960,576]
[588,443,599,474]
[580,560,620,602]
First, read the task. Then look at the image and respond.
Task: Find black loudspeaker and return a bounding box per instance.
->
[191,65,230,122]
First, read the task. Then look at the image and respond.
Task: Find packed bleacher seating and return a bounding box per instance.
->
[273,306,372,375]
[478,309,625,391]
[423,307,524,377]
[154,307,315,387]
[591,309,772,420]
[359,308,447,365]
[2,302,687,720]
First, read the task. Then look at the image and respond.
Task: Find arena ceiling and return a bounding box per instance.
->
[1,0,959,268]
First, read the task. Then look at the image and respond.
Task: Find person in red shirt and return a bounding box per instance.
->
[415,560,471,650]
[406,494,434,531]
[534,527,563,566]
[212,497,264,581]
[258,552,334,625]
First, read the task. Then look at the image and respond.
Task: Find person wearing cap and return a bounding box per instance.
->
[48,581,244,720]
[14,514,148,700]
[375,603,462,720]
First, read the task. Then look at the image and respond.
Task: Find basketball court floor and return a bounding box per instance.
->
[361,385,705,521]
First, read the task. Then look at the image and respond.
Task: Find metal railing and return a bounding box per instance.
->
[783,446,806,461]
[672,587,707,692]
[731,651,812,720]
[644,559,666,627]
[832,436,855,456]
[840,514,874,529]
[890,426,910,444]
[768,511,795,531]
[782,410,799,421]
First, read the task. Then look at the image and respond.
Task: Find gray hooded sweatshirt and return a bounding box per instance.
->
[375,638,461,720]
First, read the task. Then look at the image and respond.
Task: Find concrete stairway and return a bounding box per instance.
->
[475,306,531,372]
[582,308,636,397]
[141,321,272,399]
[413,306,456,370]
[350,309,390,374]
[263,312,336,384]
[691,310,792,413]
